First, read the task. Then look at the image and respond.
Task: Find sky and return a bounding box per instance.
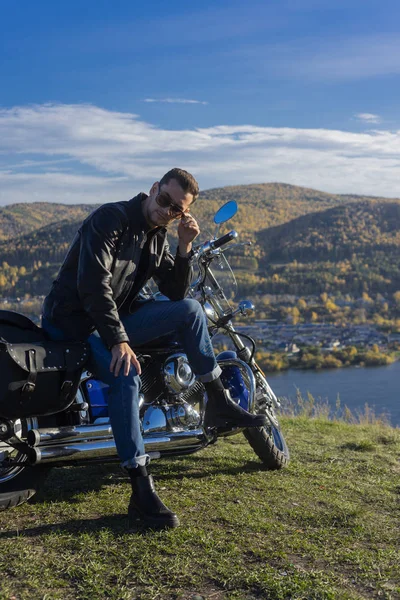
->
[1,0,400,205]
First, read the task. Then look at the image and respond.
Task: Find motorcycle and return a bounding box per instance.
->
[0,201,289,511]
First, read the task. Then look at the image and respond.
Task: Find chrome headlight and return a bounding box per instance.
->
[203,301,217,324]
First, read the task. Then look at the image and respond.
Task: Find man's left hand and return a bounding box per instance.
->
[178,214,200,256]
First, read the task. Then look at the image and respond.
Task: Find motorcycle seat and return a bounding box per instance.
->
[133,333,181,353]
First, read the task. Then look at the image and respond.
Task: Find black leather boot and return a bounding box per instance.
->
[128,474,180,531]
[204,387,267,429]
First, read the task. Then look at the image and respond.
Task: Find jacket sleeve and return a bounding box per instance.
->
[153,242,194,301]
[77,206,130,349]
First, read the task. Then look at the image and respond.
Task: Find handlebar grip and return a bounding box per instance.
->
[211,230,238,249]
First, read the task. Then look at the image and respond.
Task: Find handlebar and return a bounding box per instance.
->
[195,230,238,257]
[211,230,238,249]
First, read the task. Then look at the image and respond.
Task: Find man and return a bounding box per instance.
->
[42,168,266,530]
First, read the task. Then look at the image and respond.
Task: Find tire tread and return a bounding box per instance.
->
[0,468,49,511]
[244,426,289,470]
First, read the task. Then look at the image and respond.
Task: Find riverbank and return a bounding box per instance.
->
[255,345,397,373]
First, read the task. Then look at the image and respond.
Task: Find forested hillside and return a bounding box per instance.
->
[198,182,378,241]
[245,201,400,296]
[1,184,400,298]
[0,183,350,294]
[257,201,400,262]
[0,220,82,267]
[1,182,392,245]
[0,203,98,241]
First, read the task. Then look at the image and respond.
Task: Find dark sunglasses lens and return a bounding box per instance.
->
[169,205,182,216]
[157,194,170,208]
[157,193,183,216]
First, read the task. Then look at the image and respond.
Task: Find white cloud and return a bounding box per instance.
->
[1,103,400,205]
[143,98,208,105]
[355,113,382,124]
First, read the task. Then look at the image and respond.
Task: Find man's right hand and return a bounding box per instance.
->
[110,342,142,377]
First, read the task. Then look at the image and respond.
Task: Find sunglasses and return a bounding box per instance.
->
[155,190,189,219]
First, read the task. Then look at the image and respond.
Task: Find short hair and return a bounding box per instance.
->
[159,168,199,202]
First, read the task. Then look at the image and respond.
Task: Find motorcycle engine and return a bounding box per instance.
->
[138,352,204,435]
[162,353,196,395]
[140,353,202,434]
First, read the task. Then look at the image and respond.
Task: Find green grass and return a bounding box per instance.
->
[1,418,400,599]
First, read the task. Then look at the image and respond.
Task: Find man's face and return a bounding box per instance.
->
[144,178,194,228]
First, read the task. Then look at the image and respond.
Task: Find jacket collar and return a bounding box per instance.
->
[127,192,153,234]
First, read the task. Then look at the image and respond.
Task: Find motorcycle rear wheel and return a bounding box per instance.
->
[244,422,289,470]
[0,417,50,511]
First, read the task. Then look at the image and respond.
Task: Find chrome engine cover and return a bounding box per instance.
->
[165,403,201,429]
[142,402,201,434]
[163,353,196,395]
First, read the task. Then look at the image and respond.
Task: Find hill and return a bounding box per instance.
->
[198,182,390,241]
[0,183,351,280]
[257,200,400,263]
[0,219,83,267]
[1,183,395,244]
[249,200,400,295]
[0,203,98,241]
[1,183,400,298]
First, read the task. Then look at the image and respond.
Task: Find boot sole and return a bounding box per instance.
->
[128,508,180,532]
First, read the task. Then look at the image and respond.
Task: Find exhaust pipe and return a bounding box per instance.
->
[28,428,207,465]
[27,423,113,446]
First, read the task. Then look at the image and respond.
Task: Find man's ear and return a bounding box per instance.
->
[150,181,159,196]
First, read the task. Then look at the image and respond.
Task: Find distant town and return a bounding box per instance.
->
[1,293,399,372]
[235,321,398,354]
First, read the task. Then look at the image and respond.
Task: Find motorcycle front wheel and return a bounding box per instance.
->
[243,417,290,470]
[239,368,290,469]
[0,417,50,511]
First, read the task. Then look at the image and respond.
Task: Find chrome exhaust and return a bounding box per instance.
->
[27,422,113,446]
[29,428,206,465]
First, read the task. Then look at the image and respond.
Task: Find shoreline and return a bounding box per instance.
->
[256,347,397,373]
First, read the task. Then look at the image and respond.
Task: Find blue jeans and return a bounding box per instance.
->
[42,298,221,468]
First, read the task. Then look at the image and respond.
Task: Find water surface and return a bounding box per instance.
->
[266,361,400,426]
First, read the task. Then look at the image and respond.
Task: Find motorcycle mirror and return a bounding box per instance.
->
[213,201,238,225]
[238,300,255,316]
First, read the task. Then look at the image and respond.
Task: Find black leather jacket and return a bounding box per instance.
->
[42,193,194,348]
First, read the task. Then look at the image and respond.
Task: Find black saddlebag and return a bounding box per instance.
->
[0,310,90,419]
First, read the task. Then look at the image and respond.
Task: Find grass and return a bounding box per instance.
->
[281,390,393,427]
[0,416,399,600]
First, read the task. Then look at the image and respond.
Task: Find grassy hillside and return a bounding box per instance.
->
[0,417,399,599]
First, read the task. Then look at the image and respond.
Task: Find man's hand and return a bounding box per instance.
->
[178,214,200,256]
[110,342,142,377]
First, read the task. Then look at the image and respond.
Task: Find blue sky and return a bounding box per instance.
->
[1,0,400,204]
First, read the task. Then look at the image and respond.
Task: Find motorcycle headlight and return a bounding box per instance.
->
[203,301,217,324]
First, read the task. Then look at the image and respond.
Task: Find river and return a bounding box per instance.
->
[265,361,400,427]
